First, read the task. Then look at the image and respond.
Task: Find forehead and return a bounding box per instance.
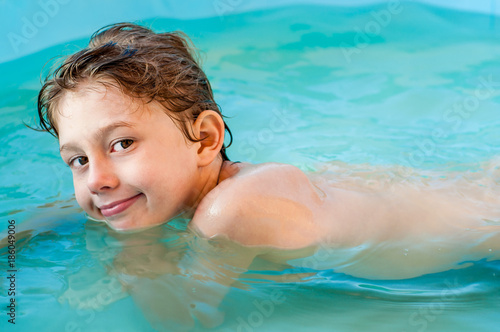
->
[55,84,170,144]
[56,83,188,155]
[57,83,139,118]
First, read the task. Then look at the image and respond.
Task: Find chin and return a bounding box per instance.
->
[104,217,136,232]
[104,218,161,233]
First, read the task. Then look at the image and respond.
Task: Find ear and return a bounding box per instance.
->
[191,110,225,167]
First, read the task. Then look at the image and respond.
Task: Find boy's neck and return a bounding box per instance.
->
[189,156,225,211]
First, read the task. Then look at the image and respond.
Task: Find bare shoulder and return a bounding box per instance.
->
[190,162,325,249]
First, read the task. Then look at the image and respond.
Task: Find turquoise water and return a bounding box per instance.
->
[1,2,500,331]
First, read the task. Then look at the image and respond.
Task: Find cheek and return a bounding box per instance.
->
[72,178,90,208]
[138,159,193,199]
[137,163,176,194]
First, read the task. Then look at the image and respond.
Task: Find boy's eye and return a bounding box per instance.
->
[70,156,89,167]
[112,139,134,152]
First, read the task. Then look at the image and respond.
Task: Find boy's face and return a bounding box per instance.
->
[57,84,201,231]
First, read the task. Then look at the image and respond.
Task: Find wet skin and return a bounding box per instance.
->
[57,83,499,267]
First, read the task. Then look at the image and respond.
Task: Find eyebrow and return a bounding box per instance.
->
[59,121,135,153]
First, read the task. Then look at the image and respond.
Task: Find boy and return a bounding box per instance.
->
[38,22,499,329]
[38,22,498,264]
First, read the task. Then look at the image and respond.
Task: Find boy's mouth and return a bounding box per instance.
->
[99,194,143,217]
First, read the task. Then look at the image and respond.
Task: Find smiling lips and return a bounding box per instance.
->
[99,194,142,217]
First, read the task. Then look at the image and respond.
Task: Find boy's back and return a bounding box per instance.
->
[191,161,499,253]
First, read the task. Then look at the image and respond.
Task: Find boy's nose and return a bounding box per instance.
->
[86,159,119,194]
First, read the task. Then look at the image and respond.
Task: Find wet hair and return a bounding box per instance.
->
[36,22,232,160]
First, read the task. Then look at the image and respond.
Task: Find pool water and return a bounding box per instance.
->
[1,2,500,331]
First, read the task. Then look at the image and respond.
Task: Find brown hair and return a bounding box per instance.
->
[36,22,232,160]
